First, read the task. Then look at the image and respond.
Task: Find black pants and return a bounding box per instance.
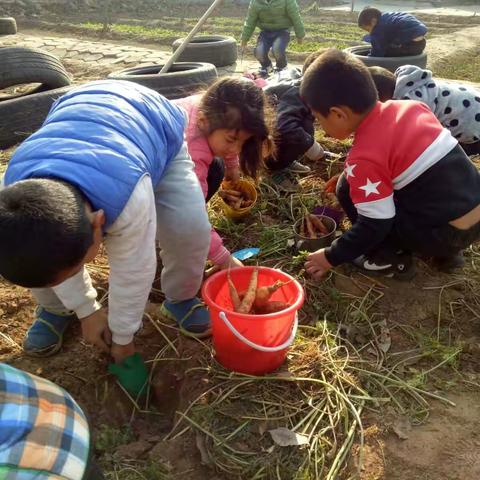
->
[265,142,306,171]
[336,172,480,259]
[385,38,426,57]
[206,157,225,202]
[462,141,480,157]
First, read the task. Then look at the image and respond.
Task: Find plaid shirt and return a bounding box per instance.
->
[0,363,90,480]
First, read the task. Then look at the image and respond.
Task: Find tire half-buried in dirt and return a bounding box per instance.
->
[343,45,427,73]
[0,47,71,98]
[107,62,218,100]
[0,17,17,35]
[172,35,237,67]
[0,86,72,149]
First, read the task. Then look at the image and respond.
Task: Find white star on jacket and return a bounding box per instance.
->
[359,178,381,197]
[345,163,356,178]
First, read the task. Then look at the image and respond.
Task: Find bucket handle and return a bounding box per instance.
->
[219,311,298,353]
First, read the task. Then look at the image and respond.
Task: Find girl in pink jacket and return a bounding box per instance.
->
[174,77,273,270]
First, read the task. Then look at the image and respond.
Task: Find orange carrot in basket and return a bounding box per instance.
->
[255,301,291,314]
[219,191,241,204]
[232,198,243,210]
[305,214,317,239]
[308,214,329,235]
[254,280,291,308]
[238,267,259,314]
[222,189,243,198]
[228,270,241,312]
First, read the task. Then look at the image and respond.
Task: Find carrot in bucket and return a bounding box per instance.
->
[201,266,305,375]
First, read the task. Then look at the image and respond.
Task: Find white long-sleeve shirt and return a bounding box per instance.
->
[53,175,157,345]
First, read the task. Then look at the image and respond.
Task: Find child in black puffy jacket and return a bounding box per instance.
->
[263,63,326,176]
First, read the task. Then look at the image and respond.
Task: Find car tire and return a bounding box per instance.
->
[0,47,71,97]
[107,62,218,99]
[343,45,427,72]
[0,86,72,149]
[172,35,238,67]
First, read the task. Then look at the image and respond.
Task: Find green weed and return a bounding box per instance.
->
[95,424,134,454]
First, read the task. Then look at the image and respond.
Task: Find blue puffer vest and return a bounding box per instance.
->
[4,80,186,228]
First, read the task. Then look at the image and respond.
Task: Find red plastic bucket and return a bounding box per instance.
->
[201,266,304,375]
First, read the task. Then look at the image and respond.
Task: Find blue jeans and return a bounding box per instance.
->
[254,29,290,70]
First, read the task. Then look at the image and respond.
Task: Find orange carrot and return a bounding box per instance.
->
[324,174,340,194]
[308,214,329,235]
[238,267,258,314]
[219,191,241,204]
[254,280,291,308]
[222,189,243,198]
[255,301,290,314]
[228,270,241,312]
[232,198,243,210]
[305,214,317,239]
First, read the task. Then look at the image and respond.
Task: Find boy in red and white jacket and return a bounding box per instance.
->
[300,49,480,279]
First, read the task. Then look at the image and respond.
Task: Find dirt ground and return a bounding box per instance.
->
[1,9,480,480]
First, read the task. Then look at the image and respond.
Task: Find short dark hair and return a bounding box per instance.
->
[358,7,382,27]
[0,179,93,287]
[300,49,378,116]
[368,66,396,102]
[303,50,323,74]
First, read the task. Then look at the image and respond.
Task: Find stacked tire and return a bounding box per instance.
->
[108,62,218,100]
[0,46,72,149]
[343,45,427,72]
[171,35,238,67]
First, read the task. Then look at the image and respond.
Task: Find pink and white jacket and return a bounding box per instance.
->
[174,94,239,265]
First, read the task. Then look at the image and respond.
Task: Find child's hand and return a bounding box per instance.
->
[81,308,112,353]
[297,36,305,44]
[225,166,241,183]
[305,248,332,280]
[220,255,244,271]
[111,341,136,364]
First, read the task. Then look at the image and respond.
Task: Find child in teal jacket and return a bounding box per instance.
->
[241,0,305,76]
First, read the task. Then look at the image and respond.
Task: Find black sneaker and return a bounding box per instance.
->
[352,252,415,280]
[434,251,465,273]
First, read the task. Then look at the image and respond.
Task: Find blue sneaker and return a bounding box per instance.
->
[160,298,211,338]
[23,307,76,357]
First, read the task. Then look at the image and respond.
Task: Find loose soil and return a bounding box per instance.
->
[1,9,480,480]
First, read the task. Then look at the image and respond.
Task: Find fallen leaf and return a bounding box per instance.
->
[258,420,268,436]
[377,325,391,353]
[392,416,411,440]
[269,427,309,447]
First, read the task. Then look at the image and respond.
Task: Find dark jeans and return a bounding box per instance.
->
[206,156,225,203]
[385,38,426,57]
[336,172,480,259]
[462,141,480,156]
[255,29,290,70]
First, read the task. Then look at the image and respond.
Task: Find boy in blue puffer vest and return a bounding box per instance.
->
[0,80,211,363]
[358,7,427,57]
